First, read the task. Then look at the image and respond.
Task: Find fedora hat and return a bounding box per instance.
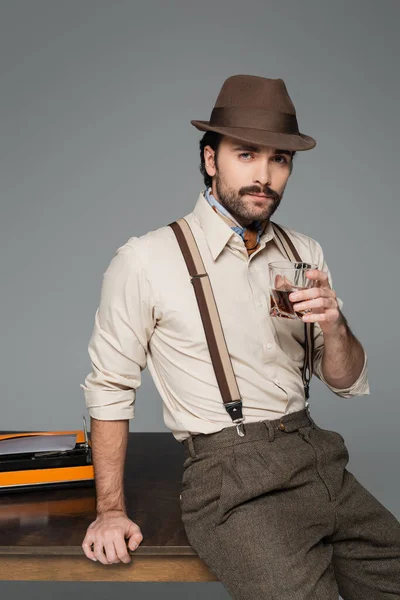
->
[191,74,316,151]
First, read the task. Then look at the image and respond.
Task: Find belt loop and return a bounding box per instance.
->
[186,435,197,458]
[263,421,275,442]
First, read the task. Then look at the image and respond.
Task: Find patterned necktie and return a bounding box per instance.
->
[243,226,260,255]
[211,205,268,256]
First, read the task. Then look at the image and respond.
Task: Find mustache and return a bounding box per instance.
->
[241,187,280,201]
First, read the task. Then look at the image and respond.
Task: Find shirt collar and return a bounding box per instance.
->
[192,189,275,261]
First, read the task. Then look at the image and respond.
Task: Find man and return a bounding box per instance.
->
[81,75,400,598]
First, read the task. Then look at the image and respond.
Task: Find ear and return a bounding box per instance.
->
[204,145,216,177]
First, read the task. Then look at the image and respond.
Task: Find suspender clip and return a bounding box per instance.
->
[224,400,246,437]
[234,420,245,437]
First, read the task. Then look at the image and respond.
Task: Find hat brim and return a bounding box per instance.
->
[190,120,316,151]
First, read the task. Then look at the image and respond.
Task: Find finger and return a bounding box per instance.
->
[114,537,132,563]
[293,297,337,312]
[82,536,97,562]
[302,308,340,323]
[306,270,330,287]
[93,541,111,565]
[289,287,334,303]
[128,529,143,551]
[128,537,138,552]
[103,539,119,564]
[128,523,143,543]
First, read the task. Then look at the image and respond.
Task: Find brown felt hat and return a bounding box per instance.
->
[191,74,316,151]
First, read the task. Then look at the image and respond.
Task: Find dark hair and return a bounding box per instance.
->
[198,131,296,188]
[199,131,223,188]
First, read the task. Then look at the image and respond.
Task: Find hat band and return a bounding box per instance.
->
[209,107,299,134]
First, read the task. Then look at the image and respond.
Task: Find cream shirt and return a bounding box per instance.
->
[81,190,369,442]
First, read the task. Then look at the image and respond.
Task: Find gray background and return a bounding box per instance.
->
[1,0,399,597]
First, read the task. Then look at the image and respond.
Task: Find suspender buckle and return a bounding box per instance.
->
[190,273,208,284]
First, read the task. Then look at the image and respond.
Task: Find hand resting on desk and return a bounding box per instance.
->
[82,509,143,565]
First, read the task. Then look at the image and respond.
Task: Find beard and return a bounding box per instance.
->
[214,169,283,226]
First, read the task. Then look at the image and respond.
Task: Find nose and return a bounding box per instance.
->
[253,159,272,188]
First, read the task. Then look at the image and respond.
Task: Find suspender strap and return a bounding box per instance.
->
[168,217,314,436]
[169,219,245,436]
[271,222,314,400]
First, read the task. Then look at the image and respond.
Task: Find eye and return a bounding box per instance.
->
[238,152,253,160]
[274,155,288,164]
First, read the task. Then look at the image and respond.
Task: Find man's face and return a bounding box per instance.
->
[204,135,293,227]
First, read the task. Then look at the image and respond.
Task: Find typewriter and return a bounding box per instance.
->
[0,416,94,493]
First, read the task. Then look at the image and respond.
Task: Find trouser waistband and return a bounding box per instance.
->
[182,408,314,458]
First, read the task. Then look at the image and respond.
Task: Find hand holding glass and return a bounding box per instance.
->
[269,261,318,319]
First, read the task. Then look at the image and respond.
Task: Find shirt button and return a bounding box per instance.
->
[267,342,273,350]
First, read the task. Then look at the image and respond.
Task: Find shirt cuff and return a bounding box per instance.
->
[81,385,135,420]
[314,350,370,398]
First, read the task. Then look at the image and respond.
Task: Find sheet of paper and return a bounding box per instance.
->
[0,434,77,455]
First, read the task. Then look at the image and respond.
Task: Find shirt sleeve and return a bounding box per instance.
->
[311,241,370,398]
[80,238,156,420]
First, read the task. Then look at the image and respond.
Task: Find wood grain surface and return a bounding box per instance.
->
[0,431,216,581]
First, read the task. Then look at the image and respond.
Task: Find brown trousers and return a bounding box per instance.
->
[181,409,400,599]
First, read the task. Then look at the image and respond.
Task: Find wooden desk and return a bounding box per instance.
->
[0,431,217,582]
